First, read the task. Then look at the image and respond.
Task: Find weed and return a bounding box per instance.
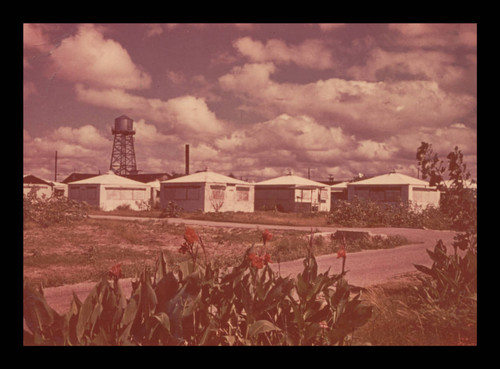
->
[23,228,373,346]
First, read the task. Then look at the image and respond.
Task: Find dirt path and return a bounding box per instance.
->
[37,217,457,315]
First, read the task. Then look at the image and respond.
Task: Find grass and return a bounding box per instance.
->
[351,277,477,346]
[89,208,334,227]
[23,217,410,288]
[23,216,476,346]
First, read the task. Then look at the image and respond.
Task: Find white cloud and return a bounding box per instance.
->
[49,24,152,90]
[74,85,227,138]
[388,23,477,49]
[346,47,476,94]
[318,24,347,32]
[233,37,334,69]
[219,63,476,138]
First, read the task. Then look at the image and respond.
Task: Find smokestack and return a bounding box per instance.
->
[185,144,190,175]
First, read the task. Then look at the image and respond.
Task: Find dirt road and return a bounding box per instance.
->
[37,216,457,315]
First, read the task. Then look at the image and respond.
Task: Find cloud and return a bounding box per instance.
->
[219,63,476,139]
[23,24,53,53]
[49,24,152,90]
[213,114,364,177]
[318,24,347,32]
[23,124,113,178]
[387,123,477,161]
[233,37,335,69]
[74,85,228,138]
[346,47,477,94]
[388,23,477,49]
[24,125,111,159]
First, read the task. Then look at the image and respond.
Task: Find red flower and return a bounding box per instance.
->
[248,253,261,268]
[108,263,122,279]
[263,253,273,264]
[337,246,346,259]
[262,229,273,245]
[184,227,199,244]
[248,252,272,269]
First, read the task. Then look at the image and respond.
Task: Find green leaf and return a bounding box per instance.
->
[155,250,169,284]
[76,282,102,341]
[247,319,281,338]
[153,312,170,331]
[414,264,433,276]
[23,284,59,336]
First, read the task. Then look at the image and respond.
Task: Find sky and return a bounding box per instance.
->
[23,23,477,183]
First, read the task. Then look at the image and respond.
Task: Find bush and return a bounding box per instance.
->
[327,198,417,228]
[327,197,457,230]
[115,204,131,211]
[409,232,477,344]
[23,191,89,228]
[23,229,373,346]
[159,201,183,218]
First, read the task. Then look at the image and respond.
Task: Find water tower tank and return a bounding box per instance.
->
[114,115,134,133]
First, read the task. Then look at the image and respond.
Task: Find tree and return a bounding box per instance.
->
[416,142,476,232]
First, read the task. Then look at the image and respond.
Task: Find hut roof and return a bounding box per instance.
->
[348,172,430,186]
[256,174,328,188]
[162,170,250,185]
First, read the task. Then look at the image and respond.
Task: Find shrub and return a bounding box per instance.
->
[159,201,183,218]
[410,232,477,344]
[23,229,372,346]
[115,204,131,211]
[327,198,421,228]
[327,197,457,230]
[23,191,89,228]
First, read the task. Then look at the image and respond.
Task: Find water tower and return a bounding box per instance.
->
[109,115,138,175]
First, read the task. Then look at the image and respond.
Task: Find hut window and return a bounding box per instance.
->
[386,190,401,202]
[119,190,133,200]
[277,189,289,200]
[187,188,199,200]
[174,188,187,200]
[412,188,434,203]
[369,189,385,202]
[87,187,97,200]
[133,189,146,200]
[164,187,175,200]
[236,186,250,201]
[70,186,80,199]
[210,185,225,200]
[355,189,369,200]
[54,188,65,197]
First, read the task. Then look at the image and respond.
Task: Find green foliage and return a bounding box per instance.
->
[159,201,183,218]
[23,190,89,228]
[410,232,477,344]
[327,197,443,229]
[416,142,477,233]
[414,233,477,309]
[23,232,373,346]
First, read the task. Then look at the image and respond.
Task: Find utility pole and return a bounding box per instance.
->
[54,150,58,182]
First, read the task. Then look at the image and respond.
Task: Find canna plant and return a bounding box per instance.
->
[23,228,372,346]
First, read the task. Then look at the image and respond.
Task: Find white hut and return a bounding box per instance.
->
[347,172,440,208]
[23,174,54,198]
[330,182,348,202]
[254,174,331,212]
[68,171,150,211]
[160,170,254,213]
